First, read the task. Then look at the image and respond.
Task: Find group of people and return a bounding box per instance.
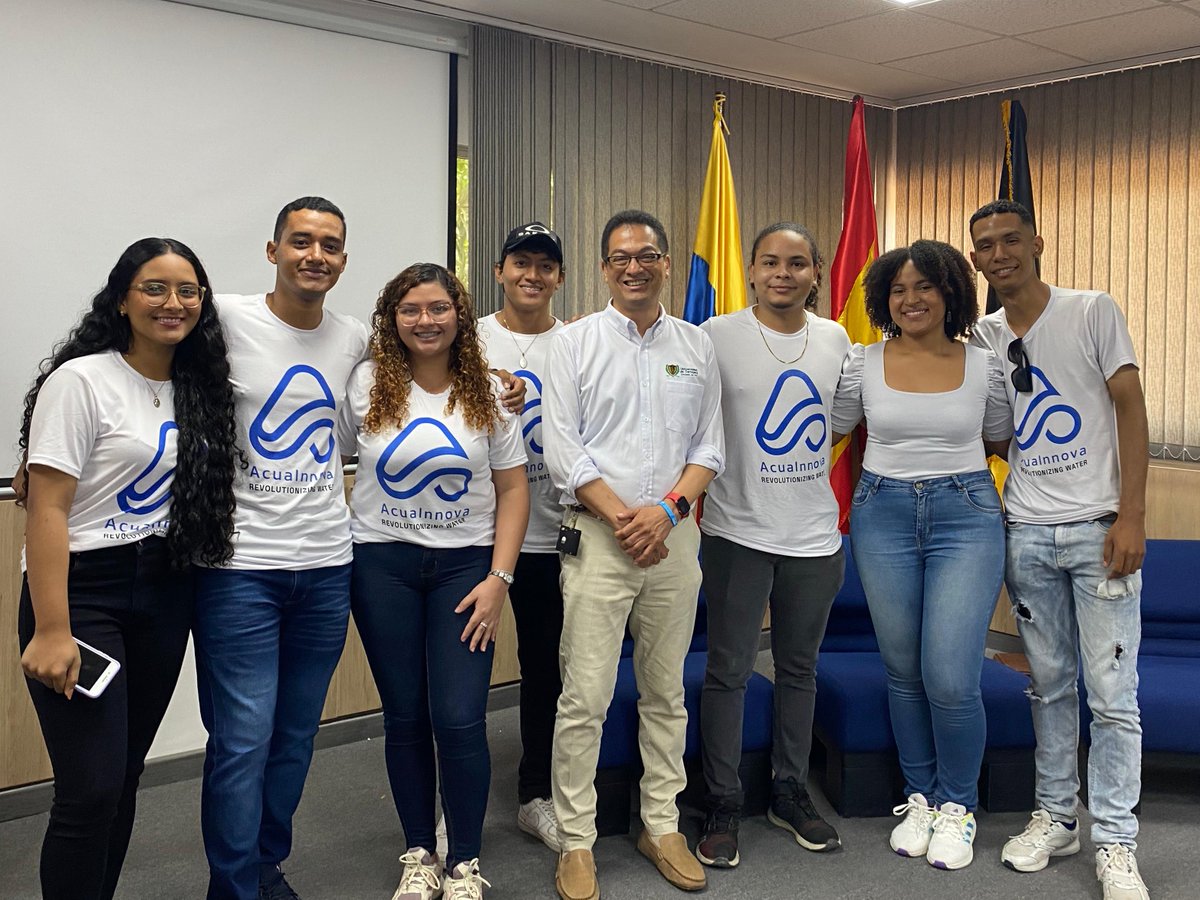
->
[15,195,1149,900]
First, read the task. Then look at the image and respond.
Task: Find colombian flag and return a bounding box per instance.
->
[829,96,882,532]
[986,99,1037,315]
[684,93,746,324]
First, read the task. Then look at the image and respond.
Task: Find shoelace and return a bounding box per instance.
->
[533,797,560,825]
[933,812,970,841]
[444,860,492,900]
[1098,846,1141,887]
[707,806,741,834]
[398,851,442,892]
[259,877,300,900]
[1011,812,1057,846]
[773,778,812,820]
[893,797,935,829]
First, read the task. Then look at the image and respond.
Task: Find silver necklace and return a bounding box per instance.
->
[499,311,554,368]
[754,308,809,365]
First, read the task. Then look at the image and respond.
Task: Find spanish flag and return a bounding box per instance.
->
[684,93,746,324]
[829,96,882,532]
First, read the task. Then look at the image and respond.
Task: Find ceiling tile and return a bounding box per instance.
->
[599,0,678,9]
[915,0,1161,35]
[885,37,1087,84]
[1021,5,1200,61]
[781,9,995,63]
[651,0,887,38]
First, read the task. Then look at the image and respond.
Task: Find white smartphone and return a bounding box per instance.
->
[73,639,120,699]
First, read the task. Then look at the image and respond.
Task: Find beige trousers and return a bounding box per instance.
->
[551,512,703,851]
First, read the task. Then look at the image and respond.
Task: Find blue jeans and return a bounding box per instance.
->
[849,470,1005,809]
[351,541,495,868]
[1005,516,1142,847]
[193,565,351,900]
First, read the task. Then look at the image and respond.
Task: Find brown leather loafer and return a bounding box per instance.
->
[556,848,600,900]
[637,830,707,891]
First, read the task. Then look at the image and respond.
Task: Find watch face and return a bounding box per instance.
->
[673,495,690,516]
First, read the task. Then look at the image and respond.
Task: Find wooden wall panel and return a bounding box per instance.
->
[470,25,893,322]
[894,60,1200,451]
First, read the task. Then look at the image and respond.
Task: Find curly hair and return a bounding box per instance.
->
[17,238,242,569]
[864,240,978,340]
[364,263,502,435]
[750,221,823,310]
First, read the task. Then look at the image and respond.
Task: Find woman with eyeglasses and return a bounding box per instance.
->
[340,263,529,900]
[16,237,239,900]
[831,239,1011,872]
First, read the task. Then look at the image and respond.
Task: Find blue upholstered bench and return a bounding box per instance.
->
[1079,539,1200,760]
[593,586,775,835]
[812,537,1036,817]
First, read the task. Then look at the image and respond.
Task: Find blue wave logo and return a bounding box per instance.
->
[756,370,827,456]
[376,417,472,501]
[514,369,545,456]
[250,365,337,462]
[1015,367,1082,450]
[117,421,177,514]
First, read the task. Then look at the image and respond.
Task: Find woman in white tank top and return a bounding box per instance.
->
[831,239,1012,872]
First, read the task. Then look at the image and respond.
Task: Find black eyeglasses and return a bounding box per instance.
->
[1008,338,1033,393]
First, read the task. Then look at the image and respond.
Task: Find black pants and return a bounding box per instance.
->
[18,537,194,900]
[508,551,564,803]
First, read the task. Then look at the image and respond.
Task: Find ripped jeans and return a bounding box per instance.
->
[1005,516,1142,847]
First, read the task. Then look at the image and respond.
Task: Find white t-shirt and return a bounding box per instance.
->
[477,312,565,553]
[700,308,850,557]
[340,361,527,548]
[971,287,1138,524]
[216,294,368,570]
[831,341,1012,481]
[27,351,176,552]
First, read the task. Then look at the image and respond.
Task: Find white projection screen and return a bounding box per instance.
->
[2,0,451,478]
[1,0,451,758]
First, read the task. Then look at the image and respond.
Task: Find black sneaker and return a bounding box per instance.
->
[768,778,841,852]
[695,802,741,868]
[258,865,301,900]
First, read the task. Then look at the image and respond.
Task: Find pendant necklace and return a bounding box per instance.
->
[125,355,166,407]
[499,311,554,368]
[754,308,809,365]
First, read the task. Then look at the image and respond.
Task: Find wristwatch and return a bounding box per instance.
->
[664,492,691,519]
[488,569,515,586]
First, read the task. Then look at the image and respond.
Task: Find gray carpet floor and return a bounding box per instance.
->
[2,704,1197,898]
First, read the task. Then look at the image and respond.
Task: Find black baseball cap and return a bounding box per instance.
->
[500,222,564,265]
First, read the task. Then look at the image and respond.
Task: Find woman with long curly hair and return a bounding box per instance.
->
[17,237,239,900]
[831,239,1012,872]
[339,262,529,900]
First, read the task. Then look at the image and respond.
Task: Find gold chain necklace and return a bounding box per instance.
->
[754,308,809,365]
[499,311,554,368]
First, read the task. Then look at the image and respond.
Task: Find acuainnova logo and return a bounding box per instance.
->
[1015,367,1082,451]
[376,417,472,501]
[756,370,826,456]
[250,365,337,463]
[117,421,177,514]
[514,369,545,456]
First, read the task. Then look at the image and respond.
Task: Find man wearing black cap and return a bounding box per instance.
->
[477,222,567,853]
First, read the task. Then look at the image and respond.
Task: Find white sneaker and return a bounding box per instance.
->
[1002,809,1081,872]
[517,797,561,852]
[392,848,443,900]
[890,793,936,857]
[442,859,492,900]
[1097,844,1150,900]
[926,802,976,870]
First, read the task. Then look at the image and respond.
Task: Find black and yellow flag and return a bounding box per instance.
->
[986,99,1037,314]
